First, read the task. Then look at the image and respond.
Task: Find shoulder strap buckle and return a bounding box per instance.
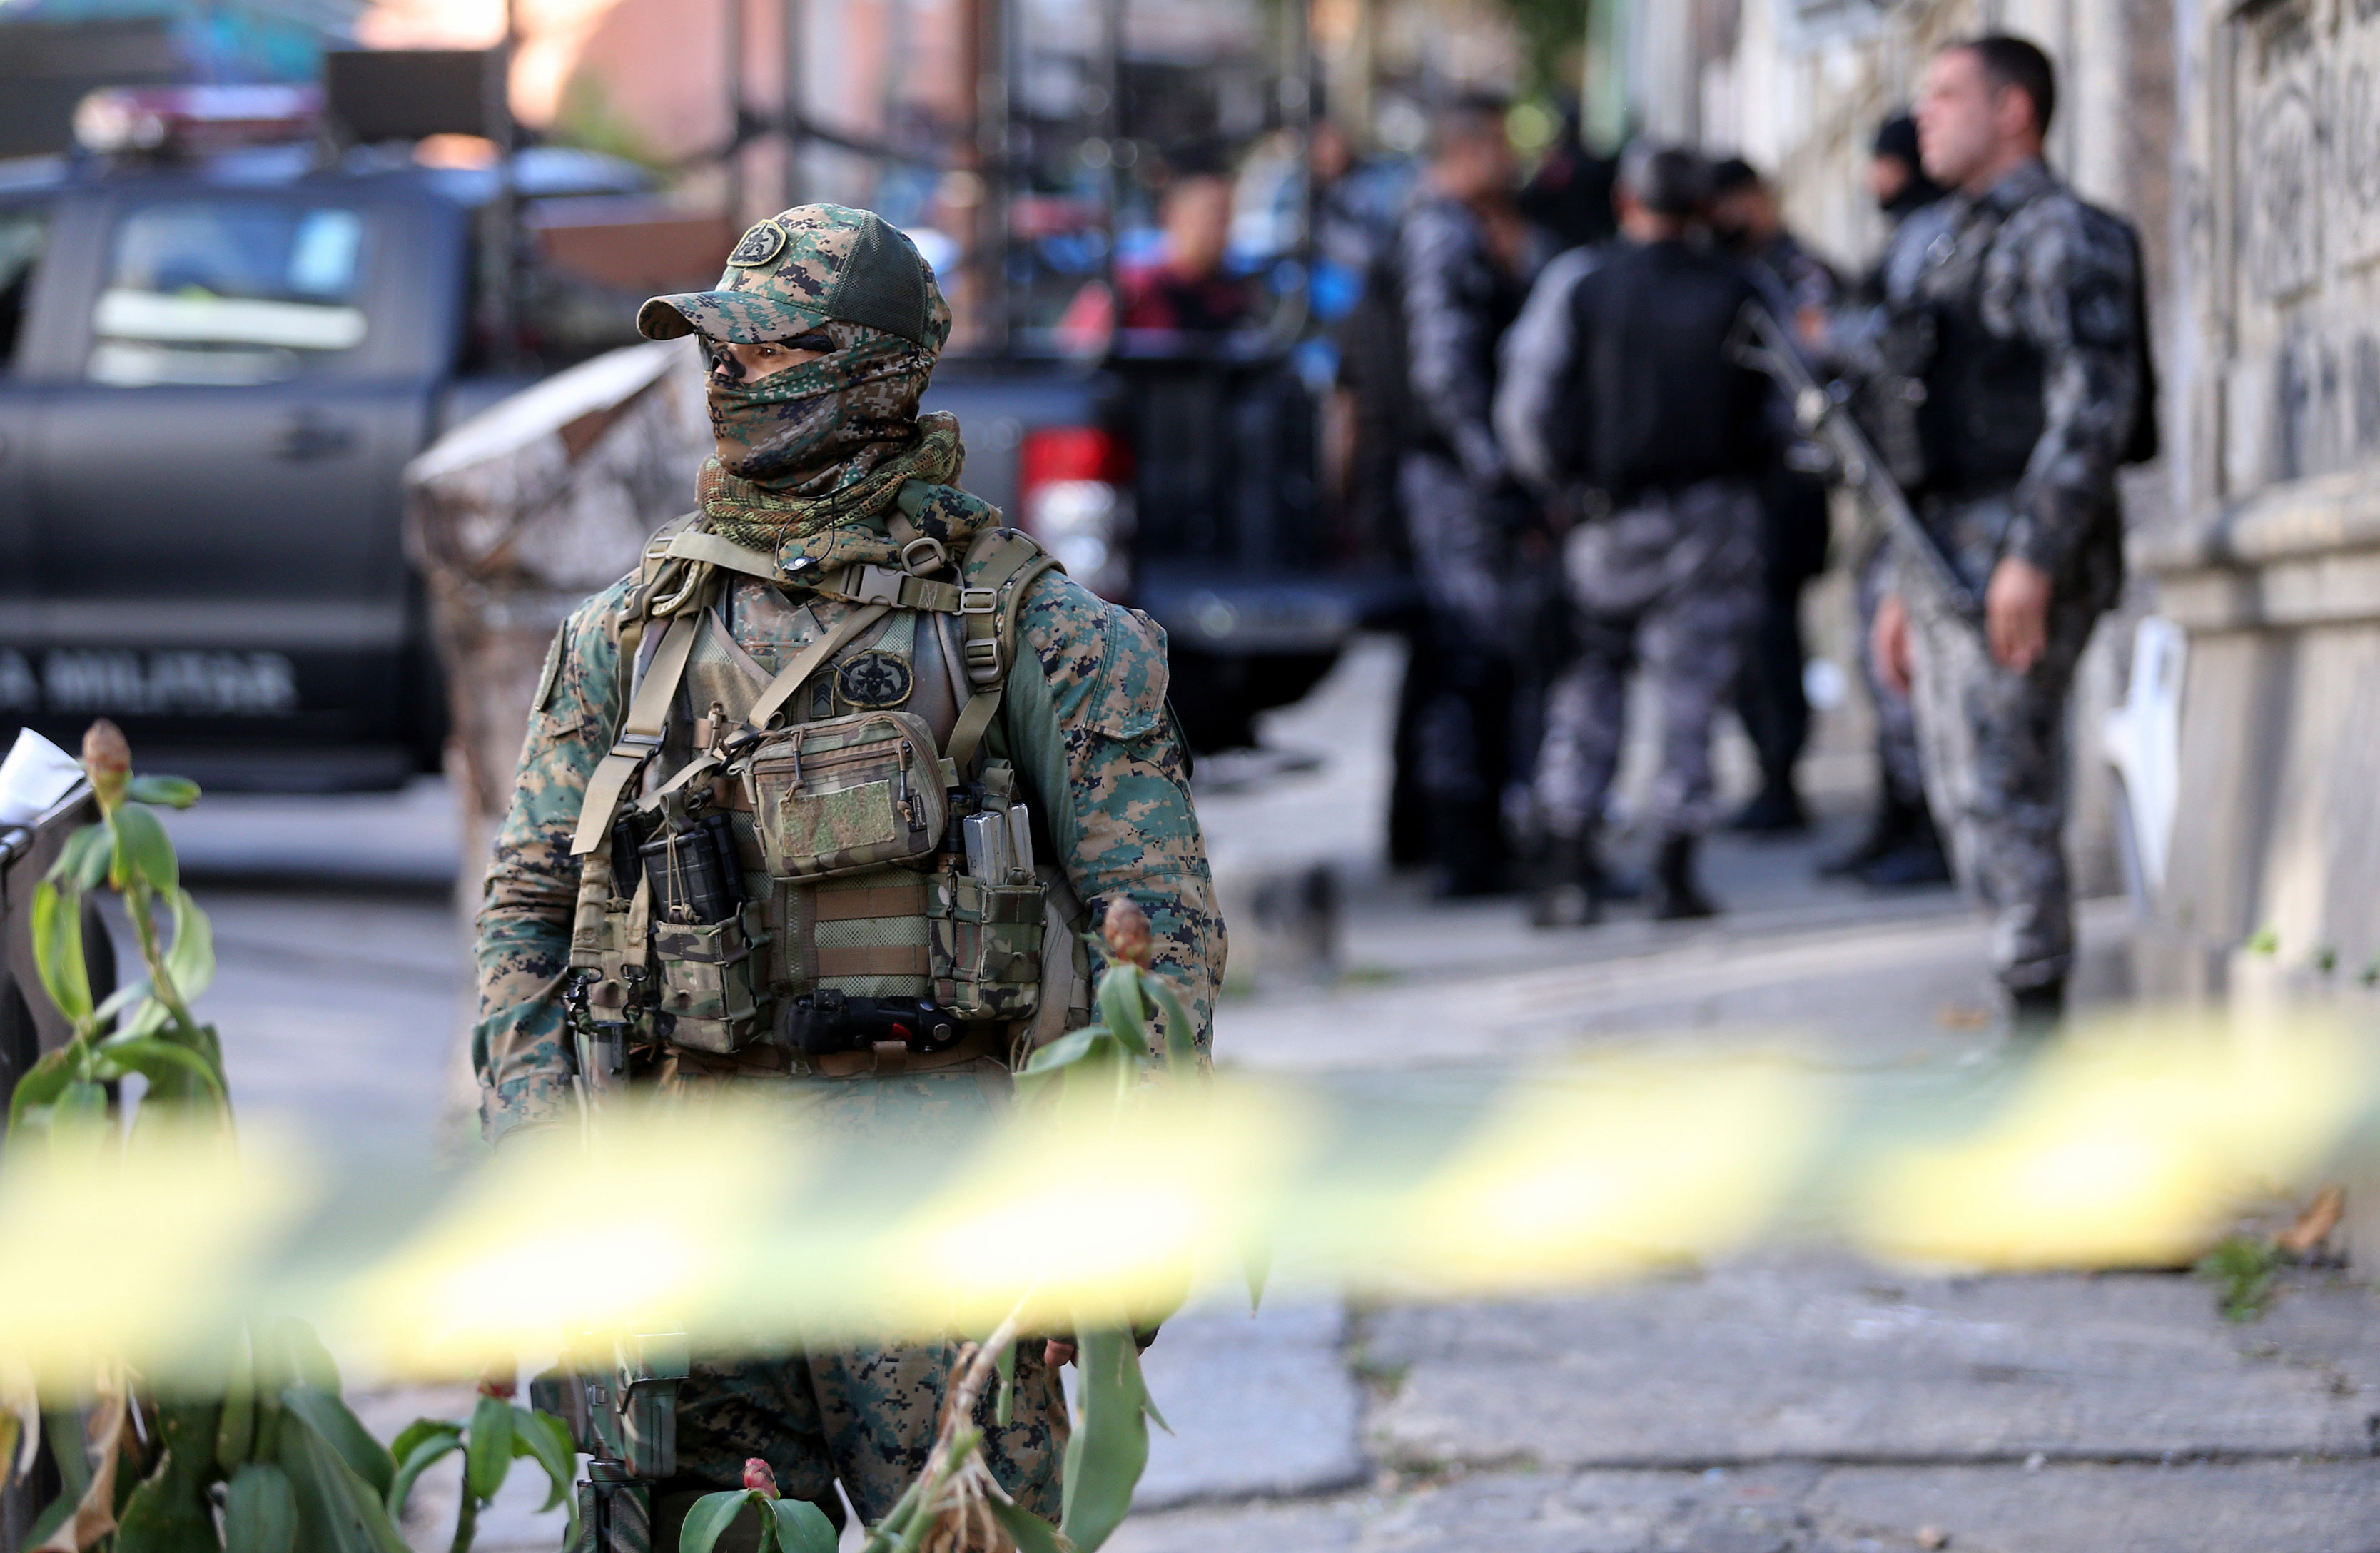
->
[851,565,909,607]
[958,587,998,614]
[899,536,950,576]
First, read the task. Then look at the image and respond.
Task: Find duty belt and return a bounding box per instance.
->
[661,1026,1008,1083]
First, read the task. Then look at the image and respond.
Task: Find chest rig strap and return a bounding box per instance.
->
[947,531,1065,771]
[570,613,702,856]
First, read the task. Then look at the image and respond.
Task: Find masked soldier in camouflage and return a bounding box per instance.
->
[1868,37,2149,1028]
[473,205,1225,1546]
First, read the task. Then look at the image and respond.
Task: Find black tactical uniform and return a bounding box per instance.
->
[1497,232,1781,920]
[1392,193,1544,894]
[1860,158,2145,998]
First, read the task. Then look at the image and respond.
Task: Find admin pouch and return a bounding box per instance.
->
[559,489,1097,1084]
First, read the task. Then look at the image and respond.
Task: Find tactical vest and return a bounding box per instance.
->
[1878,186,2156,500]
[558,492,1095,1092]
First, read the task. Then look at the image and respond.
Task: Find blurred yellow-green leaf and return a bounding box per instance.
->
[30,879,91,1024]
[223,1462,299,1553]
[125,774,201,810]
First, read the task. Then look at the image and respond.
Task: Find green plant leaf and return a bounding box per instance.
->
[111,803,178,895]
[94,1036,225,1106]
[767,1496,839,1553]
[118,996,173,1041]
[223,1462,300,1553]
[385,1430,460,1518]
[464,1391,514,1504]
[31,878,91,1023]
[994,1340,1018,1427]
[1019,1027,1100,1075]
[126,774,202,809]
[248,1318,288,1462]
[679,1488,757,1553]
[1143,975,1197,1072]
[1058,1329,1151,1552]
[280,1386,395,1499]
[47,822,111,891]
[91,976,153,1030]
[278,1402,410,1553]
[50,1079,111,1148]
[164,888,216,1003]
[114,1441,221,1553]
[278,1318,345,1395]
[508,1407,575,1513]
[7,1047,76,1133]
[218,1329,258,1468]
[988,1500,1073,1553]
[386,1417,461,1468]
[1241,1235,1272,1314]
[1097,966,1147,1054]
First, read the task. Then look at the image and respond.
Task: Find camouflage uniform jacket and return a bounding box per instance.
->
[472,506,1225,1143]
[1868,158,2142,587]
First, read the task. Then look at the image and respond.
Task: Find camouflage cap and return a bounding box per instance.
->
[637,204,936,346]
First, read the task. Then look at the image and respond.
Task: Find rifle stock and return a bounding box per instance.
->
[1727,303,1983,627]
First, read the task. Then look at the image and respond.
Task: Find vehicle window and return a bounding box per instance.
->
[88,202,368,387]
[0,206,46,370]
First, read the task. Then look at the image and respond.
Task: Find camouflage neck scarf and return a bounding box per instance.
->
[701,412,966,547]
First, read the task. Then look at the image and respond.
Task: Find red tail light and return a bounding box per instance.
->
[1019,426,1129,493]
[1017,427,1134,600]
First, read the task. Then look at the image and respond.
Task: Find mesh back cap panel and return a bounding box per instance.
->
[824,214,931,344]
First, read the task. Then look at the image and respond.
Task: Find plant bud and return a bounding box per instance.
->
[1101,895,1153,966]
[82,720,130,810]
[743,1457,779,1498]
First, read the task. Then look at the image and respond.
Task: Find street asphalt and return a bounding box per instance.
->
[147,635,2377,1553]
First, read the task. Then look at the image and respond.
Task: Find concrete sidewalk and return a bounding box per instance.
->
[1109,639,2378,1553]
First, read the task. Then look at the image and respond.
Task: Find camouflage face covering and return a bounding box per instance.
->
[702,316,939,492]
[697,412,969,550]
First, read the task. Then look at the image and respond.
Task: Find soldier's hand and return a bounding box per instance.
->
[1044,1340,1076,1368]
[1985,557,2053,674]
[1873,593,1913,699]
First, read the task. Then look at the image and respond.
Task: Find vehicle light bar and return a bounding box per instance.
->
[74,84,325,156]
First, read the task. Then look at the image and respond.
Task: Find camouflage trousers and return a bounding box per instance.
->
[652,1060,1068,1549]
[1854,539,1928,808]
[1902,495,2106,992]
[1533,480,1762,841]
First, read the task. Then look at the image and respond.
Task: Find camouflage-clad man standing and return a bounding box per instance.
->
[474,206,1225,1544]
[1869,37,2147,1026]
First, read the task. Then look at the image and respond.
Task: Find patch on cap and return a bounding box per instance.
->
[727,221,788,268]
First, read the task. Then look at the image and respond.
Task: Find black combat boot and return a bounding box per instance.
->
[1529,834,1604,930]
[1857,806,1953,889]
[2008,979,2066,1038]
[1819,787,1919,877]
[1727,783,1810,836]
[1649,834,1719,921]
[1428,801,1507,899]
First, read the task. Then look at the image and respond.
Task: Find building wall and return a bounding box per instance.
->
[2140,0,2380,1002]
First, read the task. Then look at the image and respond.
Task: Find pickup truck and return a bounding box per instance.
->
[3,130,1384,787]
[0,132,668,792]
[926,341,1387,753]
